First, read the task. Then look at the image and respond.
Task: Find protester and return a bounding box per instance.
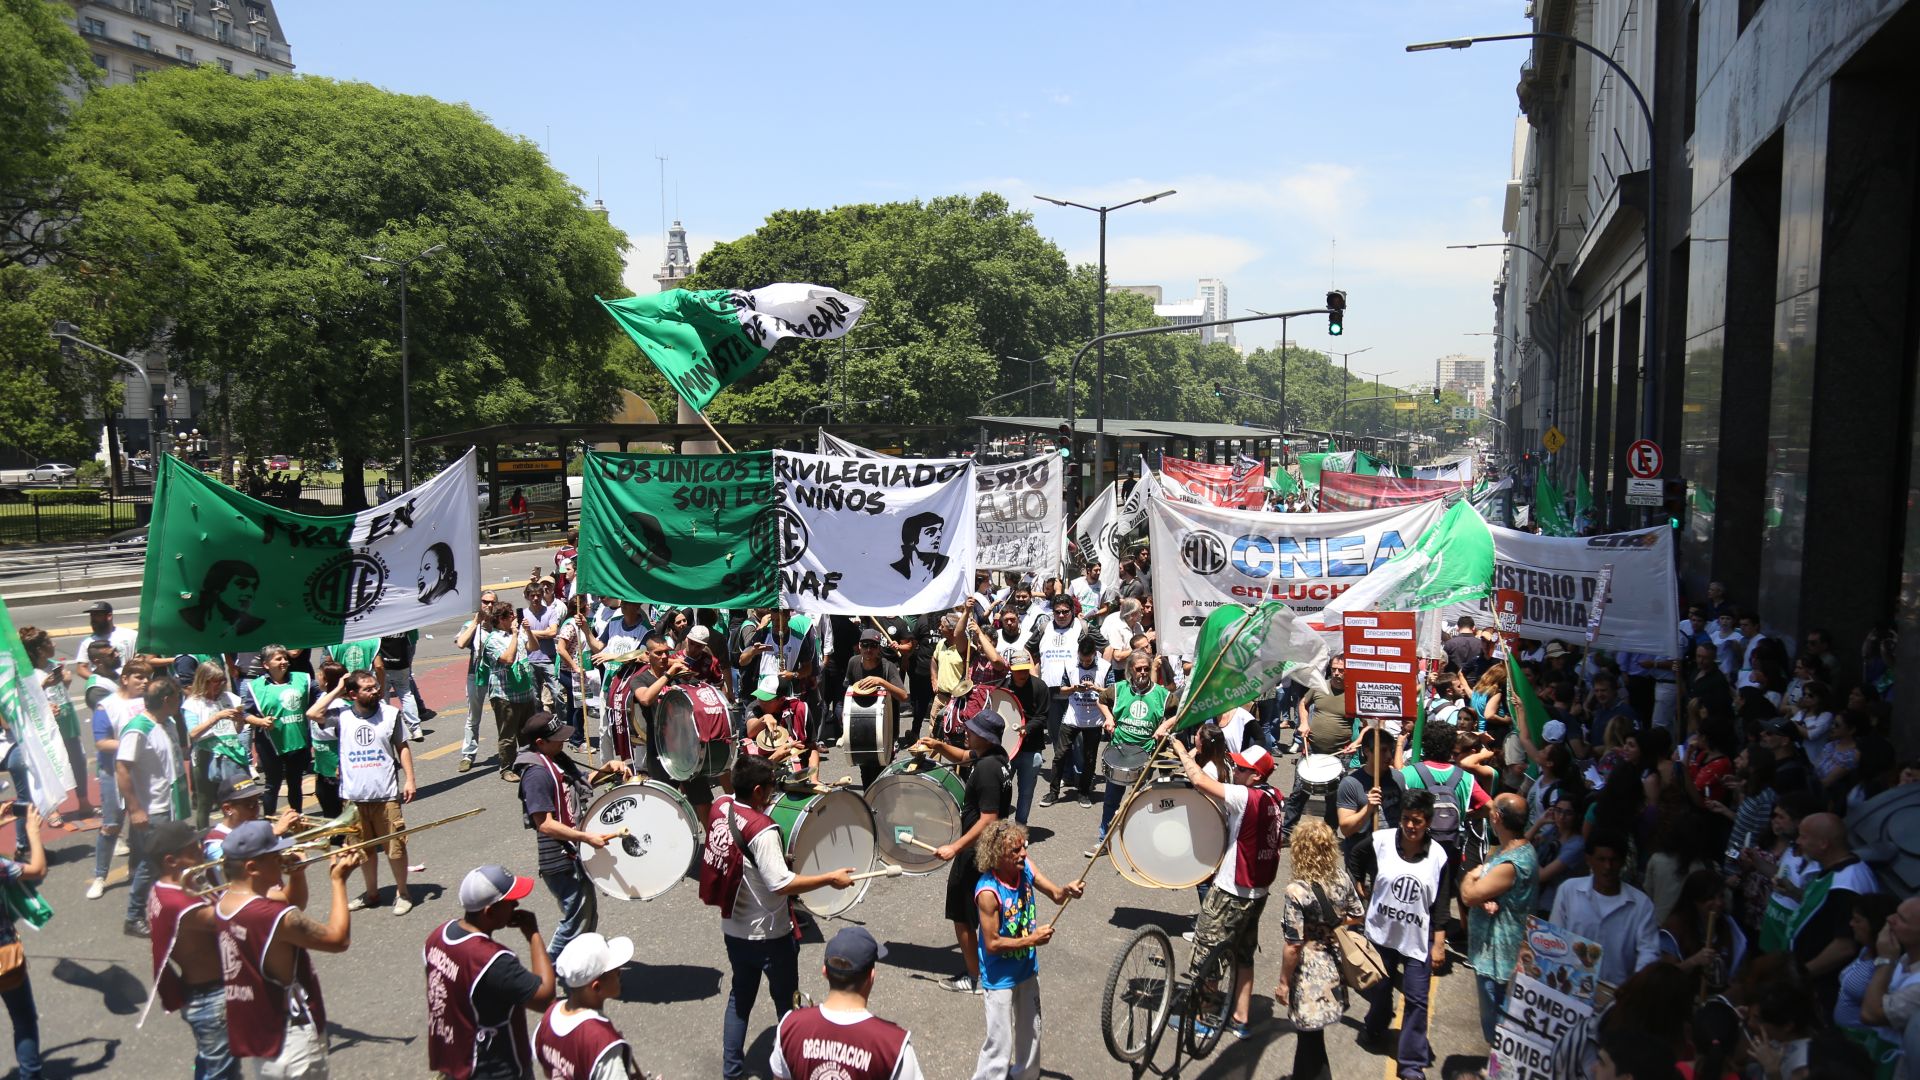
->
[538,933,640,1080]
[771,926,923,1080]
[1097,652,1175,850]
[1460,793,1538,1045]
[117,677,188,937]
[147,819,234,1080]
[1276,819,1361,1080]
[1356,788,1450,1075]
[1549,830,1660,989]
[72,599,137,680]
[241,645,314,816]
[910,708,1012,995]
[424,864,556,1079]
[997,647,1051,824]
[0,807,47,1079]
[19,627,90,823]
[1040,633,1105,810]
[455,590,503,771]
[518,712,632,963]
[182,659,248,830]
[329,670,417,915]
[969,819,1081,1080]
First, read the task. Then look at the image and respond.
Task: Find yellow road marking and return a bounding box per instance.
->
[1383,985,1405,1080]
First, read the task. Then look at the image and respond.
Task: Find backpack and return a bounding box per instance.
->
[1411,763,1464,848]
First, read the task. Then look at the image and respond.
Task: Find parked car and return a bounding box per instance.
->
[268,455,291,470]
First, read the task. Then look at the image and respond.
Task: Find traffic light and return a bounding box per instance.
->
[1212,381,1225,398]
[1326,290,1347,336]
[1662,478,1688,530]
[1056,421,1071,458]
[1431,385,1442,404]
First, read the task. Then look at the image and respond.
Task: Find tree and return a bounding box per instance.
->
[59,68,630,506]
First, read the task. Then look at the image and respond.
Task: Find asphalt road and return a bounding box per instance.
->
[13,554,1493,1079]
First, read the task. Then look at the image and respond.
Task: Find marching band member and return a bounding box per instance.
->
[909,710,1013,996]
[744,681,818,783]
[517,712,632,962]
[145,820,235,1079]
[215,819,363,1078]
[537,933,641,1080]
[772,926,923,1080]
[424,865,556,1080]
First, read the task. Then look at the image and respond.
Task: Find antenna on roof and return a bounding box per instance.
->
[656,153,669,255]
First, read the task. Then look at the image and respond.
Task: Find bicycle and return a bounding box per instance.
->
[1100,923,1244,1076]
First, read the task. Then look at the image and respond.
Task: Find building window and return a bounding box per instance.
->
[91,52,109,69]
[217,57,232,73]
[131,64,152,78]
[132,31,153,50]
[253,33,268,53]
[82,16,106,36]
[176,44,193,62]
[215,20,232,43]
[254,69,268,79]
[175,5,192,28]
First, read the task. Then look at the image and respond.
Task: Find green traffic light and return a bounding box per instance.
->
[1329,319,1343,337]
[1058,446,1070,458]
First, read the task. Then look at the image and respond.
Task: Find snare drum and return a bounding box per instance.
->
[579,781,702,902]
[768,788,877,918]
[1297,754,1343,798]
[866,757,966,874]
[844,692,898,764]
[1103,743,1151,784]
[1111,779,1227,889]
[656,683,735,781]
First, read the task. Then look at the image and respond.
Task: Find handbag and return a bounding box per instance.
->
[1313,882,1386,992]
[0,940,25,993]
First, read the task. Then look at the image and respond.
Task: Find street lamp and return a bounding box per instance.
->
[51,321,149,495]
[1001,355,1047,416]
[978,380,1057,456]
[1446,241,1550,265]
[1328,346,1374,448]
[1034,188,1177,494]
[360,243,446,492]
[1412,32,1659,488]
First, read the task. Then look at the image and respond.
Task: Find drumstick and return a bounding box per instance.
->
[894,830,941,853]
[849,865,904,882]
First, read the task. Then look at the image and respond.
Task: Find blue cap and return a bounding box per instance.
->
[965,707,1005,742]
[824,926,887,975]
[222,819,291,863]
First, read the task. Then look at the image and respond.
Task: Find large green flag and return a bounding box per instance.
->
[1320,499,1494,621]
[1574,472,1593,524]
[137,452,480,654]
[1507,648,1550,746]
[1267,465,1300,497]
[1535,465,1574,536]
[1179,602,1329,729]
[574,450,778,609]
[597,283,867,412]
[0,595,72,813]
[1297,453,1327,488]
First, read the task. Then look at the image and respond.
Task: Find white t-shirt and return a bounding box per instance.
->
[183,692,244,744]
[115,714,181,817]
[1065,657,1109,728]
[338,702,406,803]
[1100,614,1144,654]
[723,816,797,941]
[74,627,138,667]
[769,1004,925,1080]
[1216,708,1252,754]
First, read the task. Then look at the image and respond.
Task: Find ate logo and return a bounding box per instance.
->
[1181,531,1228,575]
[1389,876,1425,905]
[752,507,810,568]
[304,549,389,626]
[353,726,377,748]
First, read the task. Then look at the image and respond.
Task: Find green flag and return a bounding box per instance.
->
[137,452,480,654]
[597,283,867,412]
[0,594,74,813]
[1320,499,1495,621]
[1407,688,1427,767]
[1574,472,1593,523]
[1267,465,1300,497]
[1507,648,1549,746]
[1297,453,1327,488]
[1179,602,1329,729]
[574,450,778,609]
[1535,465,1574,536]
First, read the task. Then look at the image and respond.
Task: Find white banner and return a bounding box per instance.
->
[772,451,974,616]
[1412,456,1475,482]
[355,450,481,634]
[1148,497,1448,655]
[1070,481,1124,600]
[816,428,884,458]
[1442,525,1681,656]
[975,455,1065,574]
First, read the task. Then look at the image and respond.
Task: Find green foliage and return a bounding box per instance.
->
[75,460,106,485]
[0,0,95,268]
[21,487,102,505]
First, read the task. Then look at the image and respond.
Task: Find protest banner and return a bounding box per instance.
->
[1157,456,1266,509]
[1316,470,1472,511]
[0,594,72,814]
[1490,917,1604,1080]
[1147,497,1446,655]
[1342,612,1418,719]
[575,451,778,609]
[772,451,975,615]
[1411,456,1475,482]
[1442,525,1679,655]
[974,454,1065,574]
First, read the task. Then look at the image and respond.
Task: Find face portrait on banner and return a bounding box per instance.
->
[773,451,976,616]
[890,511,951,584]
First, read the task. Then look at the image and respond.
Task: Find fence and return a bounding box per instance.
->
[0,494,150,547]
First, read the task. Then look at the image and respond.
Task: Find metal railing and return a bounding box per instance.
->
[0,537,147,591]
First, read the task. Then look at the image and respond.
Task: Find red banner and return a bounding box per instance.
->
[1342,611,1418,719]
[1158,457,1266,509]
[1316,470,1470,511]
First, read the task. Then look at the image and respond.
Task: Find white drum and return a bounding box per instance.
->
[844,692,898,764]
[1111,779,1227,889]
[770,788,878,919]
[979,686,1026,757]
[580,781,702,902]
[1297,754,1343,798]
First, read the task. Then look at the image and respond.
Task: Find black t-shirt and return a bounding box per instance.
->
[1443,633,1485,676]
[842,656,904,698]
[470,947,542,1079]
[961,750,1011,836]
[518,755,585,876]
[1001,673,1051,755]
[378,633,415,669]
[1792,859,1867,970]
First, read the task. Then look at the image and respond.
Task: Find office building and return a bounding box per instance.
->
[69,0,294,86]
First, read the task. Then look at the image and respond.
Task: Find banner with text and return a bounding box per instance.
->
[1316,470,1472,511]
[1157,456,1267,509]
[1488,917,1602,1080]
[575,451,778,610]
[772,451,975,615]
[974,454,1065,574]
[1148,497,1446,655]
[1441,525,1680,656]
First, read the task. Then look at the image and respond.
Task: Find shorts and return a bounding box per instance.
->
[1194,887,1266,966]
[945,846,981,924]
[352,800,407,860]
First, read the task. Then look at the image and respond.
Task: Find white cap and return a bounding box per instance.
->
[1541,719,1568,743]
[554,932,634,989]
[686,625,712,645]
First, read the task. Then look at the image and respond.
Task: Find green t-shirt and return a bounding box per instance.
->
[327,639,380,673]
[249,672,312,754]
[1112,682,1170,748]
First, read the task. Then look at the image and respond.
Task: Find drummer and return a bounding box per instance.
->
[843,628,909,788]
[676,625,732,702]
[1097,652,1179,854]
[744,680,819,784]
[998,648,1051,826]
[518,711,634,962]
[909,708,1013,997]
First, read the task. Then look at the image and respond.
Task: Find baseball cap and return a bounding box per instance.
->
[459,864,536,912]
[82,600,113,614]
[1762,717,1801,740]
[555,932,635,988]
[823,926,887,976]
[222,820,291,862]
[1228,745,1276,780]
[151,819,202,856]
[219,776,265,803]
[1006,647,1035,671]
[966,708,1006,742]
[1541,719,1568,743]
[859,627,883,644]
[519,711,573,747]
[685,625,712,645]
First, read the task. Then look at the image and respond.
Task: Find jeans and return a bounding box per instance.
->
[528,659,559,711]
[972,978,1042,1080]
[1011,749,1043,824]
[382,669,420,738]
[125,812,175,923]
[2,745,28,851]
[721,933,799,1080]
[1474,972,1507,1045]
[183,982,240,1079]
[1059,726,1101,794]
[255,737,309,816]
[92,770,124,879]
[542,862,597,963]
[1100,779,1127,838]
[1363,946,1433,1079]
[3,972,40,1080]
[460,672,484,761]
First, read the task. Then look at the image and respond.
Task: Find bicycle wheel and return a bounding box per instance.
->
[1101,925,1175,1063]
[1181,940,1242,1060]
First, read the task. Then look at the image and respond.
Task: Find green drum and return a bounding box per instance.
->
[866,756,966,875]
[767,788,876,918]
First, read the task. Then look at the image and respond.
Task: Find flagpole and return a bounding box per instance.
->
[688,403,736,454]
[1045,613,1256,931]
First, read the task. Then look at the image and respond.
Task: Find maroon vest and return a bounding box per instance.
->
[217,895,327,1059]
[147,882,209,1014]
[1231,785,1284,890]
[776,1006,910,1080]
[698,794,780,918]
[424,919,532,1080]
[533,1003,633,1080]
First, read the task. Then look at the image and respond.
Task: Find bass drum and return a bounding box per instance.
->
[866,756,966,874]
[844,692,898,765]
[768,789,877,918]
[579,781,702,902]
[1111,779,1227,889]
[656,683,735,781]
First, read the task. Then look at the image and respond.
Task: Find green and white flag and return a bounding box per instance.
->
[1535,465,1574,537]
[0,595,73,814]
[1319,499,1494,625]
[597,284,868,412]
[137,451,480,654]
[575,450,778,610]
[1179,601,1330,728]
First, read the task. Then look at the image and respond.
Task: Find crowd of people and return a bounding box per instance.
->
[4,517,1914,1080]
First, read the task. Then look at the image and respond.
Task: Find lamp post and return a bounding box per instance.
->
[1328,346,1374,448]
[1413,33,1659,495]
[360,243,446,492]
[1001,355,1047,416]
[1356,368,1391,446]
[51,321,148,496]
[1034,188,1177,495]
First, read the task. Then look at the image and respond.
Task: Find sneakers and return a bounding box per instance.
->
[123,917,149,938]
[85,877,105,900]
[938,975,981,995]
[347,894,379,912]
[114,838,129,857]
[1082,848,1101,859]
[1181,930,1196,942]
[1039,789,1059,808]
[458,757,473,773]
[419,706,438,721]
[1078,792,1093,808]
[392,895,414,917]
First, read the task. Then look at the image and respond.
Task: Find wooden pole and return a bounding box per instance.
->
[1370,723,1383,792]
[692,407,737,454]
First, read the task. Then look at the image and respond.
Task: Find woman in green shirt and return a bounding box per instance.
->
[1098,651,1177,843]
[242,645,313,816]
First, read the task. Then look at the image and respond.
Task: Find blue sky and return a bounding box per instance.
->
[286,0,1527,388]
